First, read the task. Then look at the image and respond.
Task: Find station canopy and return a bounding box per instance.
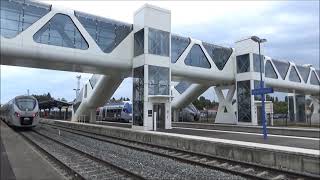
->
[39,99,72,109]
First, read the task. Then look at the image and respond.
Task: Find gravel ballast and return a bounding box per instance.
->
[36,125,246,180]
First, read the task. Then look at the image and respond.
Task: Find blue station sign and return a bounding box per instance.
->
[251,87,274,95]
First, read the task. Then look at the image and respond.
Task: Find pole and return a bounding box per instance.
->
[259,42,267,139]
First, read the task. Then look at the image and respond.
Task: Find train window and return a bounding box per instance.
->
[15,98,36,111]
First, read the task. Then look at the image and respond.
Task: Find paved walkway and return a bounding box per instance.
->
[160,127,320,150]
[0,121,65,180]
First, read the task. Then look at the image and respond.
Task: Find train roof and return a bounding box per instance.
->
[15,95,37,99]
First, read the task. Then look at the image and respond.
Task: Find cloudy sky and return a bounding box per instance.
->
[1,0,319,104]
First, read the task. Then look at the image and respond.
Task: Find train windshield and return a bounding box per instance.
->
[15,98,36,111]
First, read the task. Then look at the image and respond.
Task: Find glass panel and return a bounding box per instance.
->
[236,54,250,73]
[272,59,290,80]
[237,80,252,122]
[84,84,87,98]
[89,74,100,88]
[133,66,144,126]
[184,44,211,68]
[289,67,301,82]
[254,80,262,101]
[73,88,83,113]
[316,70,320,79]
[1,0,50,38]
[202,42,233,70]
[175,81,192,94]
[15,98,36,110]
[75,11,132,53]
[33,14,88,49]
[148,65,170,95]
[296,65,310,83]
[310,71,320,85]
[253,53,264,73]
[134,28,144,57]
[171,35,190,63]
[265,60,278,79]
[148,28,169,57]
[296,95,306,122]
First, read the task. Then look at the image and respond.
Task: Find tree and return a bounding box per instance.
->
[61,98,67,102]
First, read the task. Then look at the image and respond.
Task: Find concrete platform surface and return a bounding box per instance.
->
[172,122,320,138]
[160,127,320,150]
[0,121,65,180]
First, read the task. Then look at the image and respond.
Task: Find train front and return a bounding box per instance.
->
[12,96,39,127]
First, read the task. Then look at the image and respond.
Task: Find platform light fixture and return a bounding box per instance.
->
[251,35,268,139]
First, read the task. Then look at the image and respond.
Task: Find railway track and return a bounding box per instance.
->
[41,122,319,180]
[19,129,145,180]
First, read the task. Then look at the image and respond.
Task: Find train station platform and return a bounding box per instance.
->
[172,122,320,138]
[40,119,320,176]
[159,127,319,150]
[43,118,320,150]
[0,121,65,180]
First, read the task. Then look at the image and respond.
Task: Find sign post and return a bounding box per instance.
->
[252,87,273,139]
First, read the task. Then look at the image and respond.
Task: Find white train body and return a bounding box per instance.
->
[0,95,40,127]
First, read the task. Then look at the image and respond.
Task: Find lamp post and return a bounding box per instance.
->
[251,36,268,139]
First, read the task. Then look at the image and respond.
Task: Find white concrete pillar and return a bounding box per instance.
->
[310,96,320,124]
[172,109,179,122]
[132,4,172,130]
[214,85,236,124]
[234,37,265,126]
[89,109,96,123]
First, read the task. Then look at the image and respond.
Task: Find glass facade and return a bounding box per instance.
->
[316,70,320,79]
[148,28,170,57]
[289,67,301,82]
[148,65,170,95]
[253,53,264,73]
[296,65,310,83]
[265,60,278,79]
[272,59,290,80]
[1,0,51,38]
[171,35,190,63]
[33,14,88,49]
[89,74,100,88]
[237,80,252,122]
[73,88,83,113]
[133,66,144,126]
[236,54,250,73]
[202,42,233,70]
[175,81,191,94]
[254,80,262,101]
[134,28,144,57]
[310,71,320,85]
[184,45,211,68]
[75,11,132,53]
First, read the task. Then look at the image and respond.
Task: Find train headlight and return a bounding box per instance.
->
[33,112,38,117]
[14,112,20,117]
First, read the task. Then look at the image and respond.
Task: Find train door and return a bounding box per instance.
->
[153,103,165,130]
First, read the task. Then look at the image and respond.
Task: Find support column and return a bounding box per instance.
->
[89,109,96,123]
[214,85,236,124]
[132,4,171,130]
[172,109,179,122]
[310,96,320,124]
[235,37,265,125]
